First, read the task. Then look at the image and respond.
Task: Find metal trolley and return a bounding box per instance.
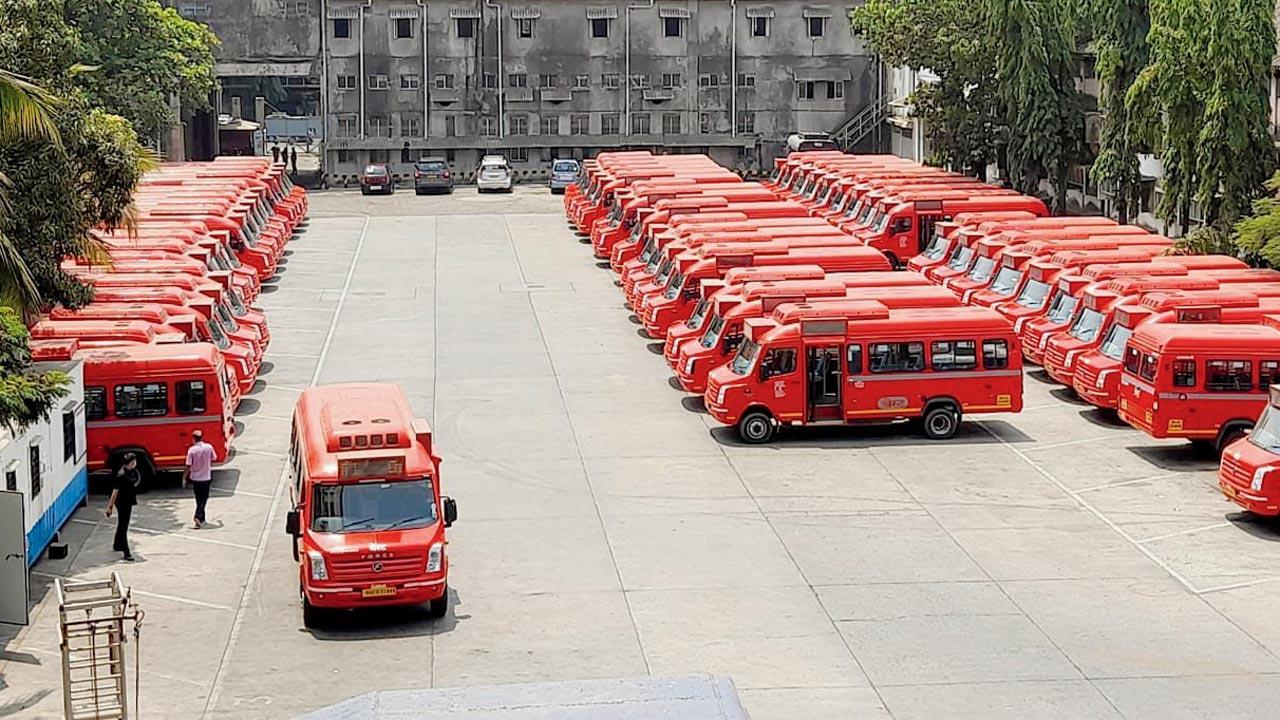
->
[55,574,144,720]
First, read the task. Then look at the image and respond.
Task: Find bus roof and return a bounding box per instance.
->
[294,383,436,482]
[1132,323,1280,354]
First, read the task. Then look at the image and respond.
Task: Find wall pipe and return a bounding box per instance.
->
[625,0,656,136]
[319,0,329,155]
[358,0,372,138]
[418,0,429,142]
[730,0,737,138]
[485,0,504,138]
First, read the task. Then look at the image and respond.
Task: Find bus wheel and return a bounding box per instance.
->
[426,586,449,619]
[737,410,776,444]
[922,405,960,440]
[301,584,322,628]
[1216,423,1252,455]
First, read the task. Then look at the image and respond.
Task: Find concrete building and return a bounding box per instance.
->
[177,1,882,184]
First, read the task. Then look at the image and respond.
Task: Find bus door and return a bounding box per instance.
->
[807,345,843,421]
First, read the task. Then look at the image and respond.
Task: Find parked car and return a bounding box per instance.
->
[359,164,394,195]
[414,157,453,194]
[786,132,837,153]
[548,159,581,194]
[477,155,513,193]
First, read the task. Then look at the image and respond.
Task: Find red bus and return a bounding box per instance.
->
[1219,382,1280,515]
[284,383,457,627]
[907,215,1111,274]
[843,195,1050,267]
[705,305,1022,443]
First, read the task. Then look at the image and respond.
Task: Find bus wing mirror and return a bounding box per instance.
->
[443,497,458,528]
[285,508,301,537]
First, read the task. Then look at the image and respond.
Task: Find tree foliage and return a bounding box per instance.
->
[850,0,1001,175]
[1088,0,1150,223]
[67,0,219,142]
[0,306,69,431]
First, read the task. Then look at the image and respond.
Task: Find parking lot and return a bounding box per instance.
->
[3,185,1280,719]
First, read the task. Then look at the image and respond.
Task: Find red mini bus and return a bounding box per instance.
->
[1219,382,1280,516]
[705,304,1022,442]
[284,383,457,627]
[908,215,1113,274]
[1117,321,1280,453]
[843,195,1049,267]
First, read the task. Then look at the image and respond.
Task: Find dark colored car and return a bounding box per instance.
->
[548,159,580,194]
[359,164,394,195]
[414,158,454,194]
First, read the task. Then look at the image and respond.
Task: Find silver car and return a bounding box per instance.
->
[477,156,513,193]
[548,159,580,194]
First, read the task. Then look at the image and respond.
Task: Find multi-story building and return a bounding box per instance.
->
[178,1,881,183]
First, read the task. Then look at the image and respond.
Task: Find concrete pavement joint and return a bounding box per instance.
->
[1135,522,1234,545]
[203,216,371,717]
[1075,472,1183,493]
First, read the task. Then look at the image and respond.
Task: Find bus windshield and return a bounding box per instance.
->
[310,478,438,533]
[922,233,950,259]
[687,299,712,329]
[947,246,975,270]
[1044,292,1079,323]
[1015,279,1052,309]
[1099,324,1132,360]
[988,267,1022,296]
[871,210,891,234]
[730,339,759,375]
[700,314,726,348]
[967,256,997,281]
[662,271,685,300]
[207,318,231,350]
[1249,404,1280,453]
[1069,308,1105,342]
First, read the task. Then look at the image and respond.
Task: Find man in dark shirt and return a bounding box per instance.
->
[105,453,140,561]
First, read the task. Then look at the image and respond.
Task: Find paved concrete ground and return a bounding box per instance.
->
[3,186,1280,719]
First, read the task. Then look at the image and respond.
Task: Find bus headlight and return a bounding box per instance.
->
[685,357,697,374]
[1251,466,1274,492]
[1065,349,1081,368]
[426,543,444,573]
[716,385,728,405]
[308,551,328,581]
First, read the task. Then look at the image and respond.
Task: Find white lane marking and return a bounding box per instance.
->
[126,525,256,551]
[203,216,370,716]
[210,487,275,499]
[1076,472,1182,493]
[262,352,321,359]
[976,420,1200,594]
[1196,576,1280,595]
[131,589,235,611]
[1025,433,1138,451]
[1136,522,1233,545]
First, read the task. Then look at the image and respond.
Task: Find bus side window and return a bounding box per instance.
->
[761,348,797,379]
[85,386,107,421]
[983,339,1010,370]
[1261,360,1280,390]
[1205,359,1253,392]
[175,381,207,415]
[869,342,925,373]
[846,343,862,374]
[931,340,978,371]
[891,217,912,234]
[1172,360,1197,388]
[115,383,168,418]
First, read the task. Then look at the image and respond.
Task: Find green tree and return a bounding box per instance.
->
[987,0,1087,212]
[1229,171,1280,266]
[1088,0,1150,223]
[850,0,1002,175]
[0,68,59,311]
[66,0,219,143]
[0,306,69,430]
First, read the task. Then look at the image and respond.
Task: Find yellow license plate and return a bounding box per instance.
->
[1222,484,1237,499]
[361,584,397,598]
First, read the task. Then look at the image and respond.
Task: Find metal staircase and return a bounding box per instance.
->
[833,96,889,150]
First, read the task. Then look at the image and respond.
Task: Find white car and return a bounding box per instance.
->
[477,156,513,193]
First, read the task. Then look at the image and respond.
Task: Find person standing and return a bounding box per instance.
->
[289,146,298,174]
[183,430,217,528]
[104,453,140,561]
[271,145,281,164]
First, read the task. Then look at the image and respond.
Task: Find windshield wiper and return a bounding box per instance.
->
[384,514,434,530]
[341,516,378,531]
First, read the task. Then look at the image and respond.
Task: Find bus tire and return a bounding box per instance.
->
[922,403,960,440]
[302,595,322,629]
[426,586,449,619]
[737,409,777,444]
[109,449,156,492]
[1216,422,1253,456]
[883,252,902,270]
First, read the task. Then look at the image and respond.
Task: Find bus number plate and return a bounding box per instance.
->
[362,584,397,598]
[877,396,908,410]
[1222,483,1237,499]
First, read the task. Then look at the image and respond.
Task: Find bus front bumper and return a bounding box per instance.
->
[305,576,446,609]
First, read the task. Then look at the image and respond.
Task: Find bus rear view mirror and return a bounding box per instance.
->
[285,508,301,537]
[443,497,458,527]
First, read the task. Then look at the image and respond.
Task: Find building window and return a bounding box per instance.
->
[737,73,755,88]
[62,410,76,461]
[751,16,770,37]
[456,17,476,38]
[394,18,414,39]
[662,112,681,135]
[570,114,590,135]
[402,115,421,137]
[510,147,530,162]
[4,469,14,492]
[698,73,720,88]
[509,73,528,88]
[540,74,558,89]
[508,114,529,136]
[663,16,683,38]
[337,115,358,137]
[699,112,712,133]
[601,112,620,135]
[29,444,41,498]
[796,81,816,100]
[337,74,356,91]
[401,74,421,91]
[603,73,620,90]
[541,115,559,135]
[368,74,389,90]
[661,73,682,88]
[736,111,755,134]
[630,74,649,90]
[826,81,844,99]
[631,112,650,135]
[481,116,497,136]
[574,74,590,90]
[808,16,826,37]
[333,18,351,38]
[591,17,610,38]
[337,149,353,163]
[435,73,455,90]
[368,115,390,137]
[517,18,535,38]
[445,115,457,136]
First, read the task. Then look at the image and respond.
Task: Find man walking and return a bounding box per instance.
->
[104,453,140,561]
[289,146,299,174]
[183,430,217,528]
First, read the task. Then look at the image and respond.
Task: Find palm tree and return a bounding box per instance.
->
[0,67,61,313]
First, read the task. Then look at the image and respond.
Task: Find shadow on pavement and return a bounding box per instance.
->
[1126,443,1220,473]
